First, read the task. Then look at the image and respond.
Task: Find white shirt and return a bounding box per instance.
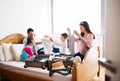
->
[53,41,67,54]
[23,37,27,46]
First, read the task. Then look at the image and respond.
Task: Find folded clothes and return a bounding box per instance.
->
[56,70,71,75]
[34,58,48,62]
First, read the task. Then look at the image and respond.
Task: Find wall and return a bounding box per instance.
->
[105,0,120,81]
[0,0,51,41]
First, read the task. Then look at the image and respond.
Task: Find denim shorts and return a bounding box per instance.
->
[74,52,84,61]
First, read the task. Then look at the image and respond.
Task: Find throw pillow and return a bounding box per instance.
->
[2,43,13,61]
[11,44,24,61]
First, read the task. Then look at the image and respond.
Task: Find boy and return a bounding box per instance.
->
[50,33,68,54]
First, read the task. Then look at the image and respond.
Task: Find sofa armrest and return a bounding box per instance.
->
[72,46,100,81]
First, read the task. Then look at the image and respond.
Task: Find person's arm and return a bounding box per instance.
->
[82,34,93,48]
[74,30,93,48]
[53,42,61,46]
[33,35,42,45]
[74,30,82,40]
[35,41,42,45]
[23,37,27,46]
[44,35,60,45]
[67,27,71,35]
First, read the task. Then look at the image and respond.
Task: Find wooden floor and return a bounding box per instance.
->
[90,66,105,81]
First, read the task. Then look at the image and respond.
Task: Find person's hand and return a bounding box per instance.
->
[44,35,53,42]
[67,27,71,33]
[74,30,82,40]
[74,30,79,36]
[44,35,50,38]
[35,41,42,45]
[49,37,53,42]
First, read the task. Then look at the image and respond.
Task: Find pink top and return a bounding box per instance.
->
[23,46,33,58]
[75,36,93,55]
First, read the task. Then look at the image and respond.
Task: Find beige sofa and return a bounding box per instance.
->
[72,46,100,81]
[0,33,100,81]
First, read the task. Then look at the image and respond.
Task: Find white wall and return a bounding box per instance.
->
[0,0,51,40]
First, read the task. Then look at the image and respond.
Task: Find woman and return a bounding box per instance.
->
[68,21,95,63]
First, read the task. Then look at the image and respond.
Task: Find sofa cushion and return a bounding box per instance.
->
[0,45,5,61]
[2,43,13,61]
[11,44,24,61]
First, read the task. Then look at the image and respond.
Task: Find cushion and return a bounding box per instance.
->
[2,43,13,61]
[0,45,5,61]
[11,44,24,61]
[20,50,28,62]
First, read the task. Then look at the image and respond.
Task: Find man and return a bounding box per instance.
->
[23,28,42,54]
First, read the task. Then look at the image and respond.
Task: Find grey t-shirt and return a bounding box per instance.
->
[68,34,75,55]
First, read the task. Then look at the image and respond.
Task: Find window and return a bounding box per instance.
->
[52,0,101,34]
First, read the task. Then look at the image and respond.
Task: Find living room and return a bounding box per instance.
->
[0,0,120,81]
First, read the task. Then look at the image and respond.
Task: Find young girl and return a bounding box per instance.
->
[23,36,35,57]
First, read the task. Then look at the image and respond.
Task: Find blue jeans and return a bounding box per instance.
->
[37,47,60,54]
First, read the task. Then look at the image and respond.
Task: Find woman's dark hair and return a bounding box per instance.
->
[27,28,34,34]
[80,21,95,39]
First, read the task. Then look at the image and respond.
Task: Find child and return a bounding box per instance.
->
[20,36,35,62]
[46,33,68,54]
[23,36,35,57]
